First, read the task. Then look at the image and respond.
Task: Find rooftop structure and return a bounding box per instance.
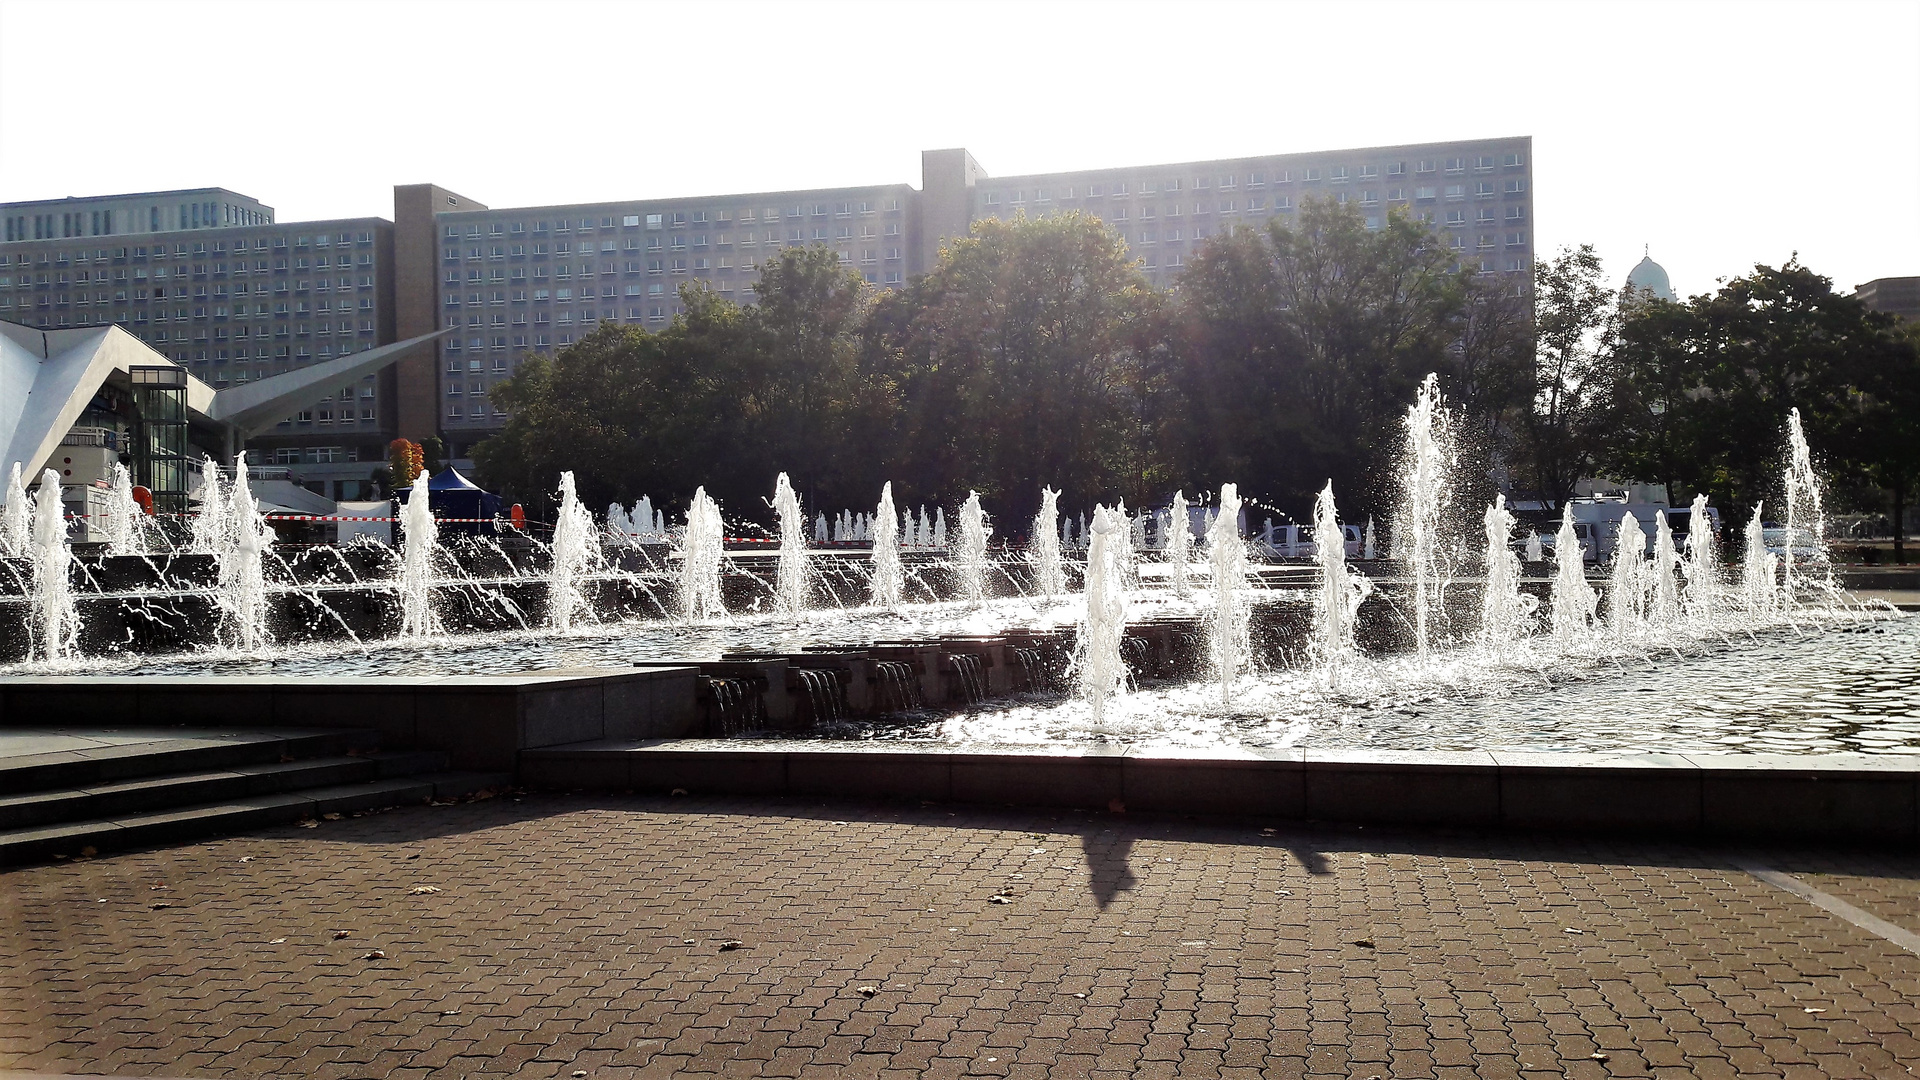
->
[3,188,275,242]
[1855,275,1920,322]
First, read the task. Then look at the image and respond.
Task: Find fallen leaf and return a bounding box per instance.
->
[297,820,319,829]
[572,1071,588,1078]
[332,930,351,940]
[79,846,97,857]
[149,902,174,910]
[408,886,442,895]
[857,986,879,997]
[989,895,1012,905]
[1590,1053,1610,1061]
[1350,939,1375,949]
[322,812,343,821]
[407,854,421,860]
[268,938,286,945]
[1030,848,1046,854]
[1803,1007,1826,1014]
[717,939,744,951]
[239,857,255,863]
[1563,927,1583,935]
[363,950,387,960]
[441,1009,461,1016]
[1073,993,1087,999]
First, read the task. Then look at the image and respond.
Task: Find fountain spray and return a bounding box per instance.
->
[1742,504,1777,618]
[956,491,991,607]
[103,463,146,557]
[190,455,229,555]
[548,471,598,631]
[1111,499,1138,590]
[1207,483,1250,707]
[1030,486,1064,597]
[870,482,903,608]
[1398,373,1455,657]
[1649,511,1682,627]
[1,461,30,558]
[218,459,273,652]
[1311,481,1372,681]
[399,471,440,637]
[1168,491,1192,595]
[1077,504,1130,726]
[1549,503,1596,641]
[772,472,809,616]
[27,469,79,661]
[1682,494,1722,620]
[1479,494,1533,651]
[1609,512,1648,639]
[1783,408,1830,598]
[678,486,726,621]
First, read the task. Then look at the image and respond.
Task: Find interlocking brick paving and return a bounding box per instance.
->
[3,793,1918,1079]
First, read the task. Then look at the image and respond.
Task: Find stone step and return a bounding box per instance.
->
[0,728,382,793]
[0,750,449,831]
[0,770,511,866]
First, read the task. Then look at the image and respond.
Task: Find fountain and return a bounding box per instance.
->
[216,458,273,652]
[1742,505,1778,618]
[1398,372,1455,656]
[1167,491,1191,595]
[1,461,30,558]
[1550,503,1597,641]
[771,473,808,616]
[1609,512,1648,638]
[869,482,903,609]
[1478,494,1532,651]
[1683,493,1721,618]
[1310,481,1370,680]
[27,468,79,661]
[1650,510,1682,627]
[1783,407,1830,596]
[1030,487,1064,598]
[190,455,229,555]
[1524,530,1543,564]
[1206,483,1250,707]
[955,491,990,607]
[1111,500,1138,590]
[548,471,598,632]
[102,463,147,557]
[1077,504,1130,726]
[398,471,440,637]
[678,486,726,621]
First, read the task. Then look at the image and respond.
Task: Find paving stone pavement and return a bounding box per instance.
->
[3,792,1918,1080]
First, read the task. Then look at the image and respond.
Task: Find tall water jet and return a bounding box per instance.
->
[102,462,145,557]
[1742,504,1777,618]
[1397,373,1455,657]
[1682,494,1722,619]
[27,469,79,661]
[1549,503,1597,641]
[1030,486,1064,598]
[1111,500,1138,590]
[955,491,990,607]
[1363,516,1376,561]
[218,459,273,652]
[934,507,948,549]
[678,486,726,621]
[1207,483,1251,707]
[771,472,809,616]
[1479,494,1533,651]
[398,471,440,637]
[190,455,229,555]
[1608,512,1648,638]
[2,461,31,558]
[548,471,597,631]
[1077,504,1130,726]
[1167,490,1192,596]
[1649,510,1682,627]
[1311,481,1372,682]
[1524,530,1543,563]
[870,482,903,608]
[1782,407,1830,597]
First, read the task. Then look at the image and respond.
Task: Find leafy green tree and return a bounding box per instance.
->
[1523,245,1619,509]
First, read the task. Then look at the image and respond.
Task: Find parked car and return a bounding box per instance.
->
[1535,521,1599,563]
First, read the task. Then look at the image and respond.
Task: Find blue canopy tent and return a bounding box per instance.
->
[396,467,503,537]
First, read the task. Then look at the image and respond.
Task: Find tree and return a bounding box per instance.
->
[1598,292,1710,507]
[1522,245,1618,509]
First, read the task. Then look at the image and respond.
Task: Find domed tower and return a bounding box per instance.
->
[1625,249,1676,302]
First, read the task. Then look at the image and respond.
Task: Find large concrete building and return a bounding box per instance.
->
[1855,276,1920,322]
[3,135,1534,476]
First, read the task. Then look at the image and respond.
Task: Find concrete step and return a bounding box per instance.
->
[0,770,511,866]
[0,750,450,831]
[0,728,382,793]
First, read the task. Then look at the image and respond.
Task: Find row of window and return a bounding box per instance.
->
[440,200,908,243]
[443,225,902,263]
[979,154,1527,206]
[0,232,375,267]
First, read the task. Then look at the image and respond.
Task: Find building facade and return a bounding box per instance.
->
[3,136,1533,475]
[1855,276,1920,322]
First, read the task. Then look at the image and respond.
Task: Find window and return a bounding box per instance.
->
[1504,179,1527,194]
[1475,182,1496,198]
[1416,160,1435,174]
[1503,153,1525,168]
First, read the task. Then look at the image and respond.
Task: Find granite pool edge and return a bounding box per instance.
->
[520,739,1920,843]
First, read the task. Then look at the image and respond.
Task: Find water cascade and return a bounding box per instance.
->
[1310,481,1371,680]
[1682,494,1722,619]
[678,486,726,621]
[1549,503,1597,641]
[218,459,273,652]
[1608,512,1648,638]
[27,469,79,661]
[1167,491,1191,595]
[1398,373,1454,656]
[1206,483,1251,707]
[1030,487,1064,598]
[1,461,31,558]
[398,471,440,637]
[190,455,229,555]
[772,473,809,616]
[1649,511,1682,627]
[869,482,903,609]
[1077,505,1130,726]
[955,491,990,607]
[1478,494,1533,650]
[1742,505,1777,618]
[1783,407,1830,597]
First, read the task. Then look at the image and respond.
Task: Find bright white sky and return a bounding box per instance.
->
[2,0,1915,299]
